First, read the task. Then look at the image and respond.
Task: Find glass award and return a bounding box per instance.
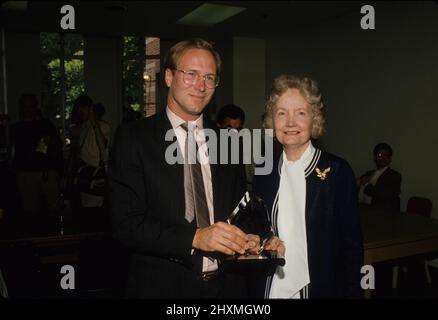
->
[221,192,285,274]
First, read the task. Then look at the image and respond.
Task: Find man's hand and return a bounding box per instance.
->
[192,222,249,255]
[358,175,371,187]
[246,234,261,253]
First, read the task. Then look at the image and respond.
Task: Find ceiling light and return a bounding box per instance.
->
[177,3,246,27]
[1,1,28,11]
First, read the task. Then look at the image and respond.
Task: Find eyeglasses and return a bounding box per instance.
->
[174,69,219,89]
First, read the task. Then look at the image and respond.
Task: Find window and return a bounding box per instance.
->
[40,32,84,137]
[144,37,160,117]
[122,36,160,121]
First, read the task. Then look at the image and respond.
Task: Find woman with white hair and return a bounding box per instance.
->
[253,74,363,299]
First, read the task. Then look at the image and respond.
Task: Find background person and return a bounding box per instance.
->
[357,142,402,213]
[216,103,245,131]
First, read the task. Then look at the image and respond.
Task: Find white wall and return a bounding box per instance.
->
[266,2,438,218]
[212,37,233,119]
[233,37,266,129]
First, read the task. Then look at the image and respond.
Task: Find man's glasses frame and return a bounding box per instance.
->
[174,69,220,89]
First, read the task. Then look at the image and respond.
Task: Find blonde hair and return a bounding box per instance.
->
[164,38,221,73]
[263,74,326,139]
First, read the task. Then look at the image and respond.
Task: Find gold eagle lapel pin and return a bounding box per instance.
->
[316,167,331,180]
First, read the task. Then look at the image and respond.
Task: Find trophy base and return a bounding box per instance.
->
[236,254,269,260]
[220,251,285,276]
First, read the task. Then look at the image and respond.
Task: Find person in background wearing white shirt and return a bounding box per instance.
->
[69,95,111,208]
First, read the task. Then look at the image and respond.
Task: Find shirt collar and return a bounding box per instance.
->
[166,106,203,130]
[282,141,315,170]
[375,166,389,174]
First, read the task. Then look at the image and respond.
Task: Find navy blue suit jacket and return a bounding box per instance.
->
[362,167,402,213]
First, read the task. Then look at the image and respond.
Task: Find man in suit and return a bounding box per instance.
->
[358,143,402,212]
[108,39,255,298]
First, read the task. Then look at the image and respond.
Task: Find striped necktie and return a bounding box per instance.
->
[181,122,210,228]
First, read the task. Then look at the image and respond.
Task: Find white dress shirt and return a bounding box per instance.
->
[166,107,217,272]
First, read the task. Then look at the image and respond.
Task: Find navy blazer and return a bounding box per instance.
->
[253,142,364,299]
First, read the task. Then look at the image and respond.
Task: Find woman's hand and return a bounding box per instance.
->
[244,235,286,257]
[264,236,285,256]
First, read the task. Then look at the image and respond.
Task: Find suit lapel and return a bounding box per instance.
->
[305,153,323,228]
[375,167,390,187]
[154,110,185,216]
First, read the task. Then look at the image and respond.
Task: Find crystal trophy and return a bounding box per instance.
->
[221,192,285,274]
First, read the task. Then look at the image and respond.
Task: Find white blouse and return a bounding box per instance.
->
[269,142,315,299]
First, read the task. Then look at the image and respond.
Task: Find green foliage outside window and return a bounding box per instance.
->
[123,36,145,117]
[46,58,84,119]
[40,32,84,129]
